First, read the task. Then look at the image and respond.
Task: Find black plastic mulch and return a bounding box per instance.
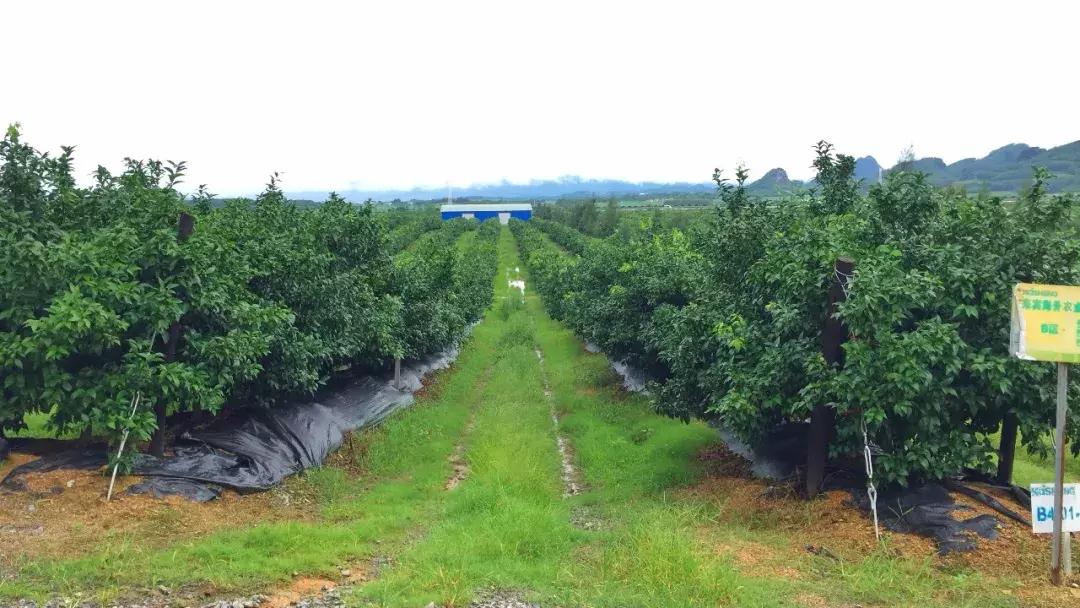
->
[848,482,1001,554]
[0,350,457,502]
[0,447,107,491]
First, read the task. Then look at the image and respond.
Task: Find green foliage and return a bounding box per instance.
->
[203,185,400,400]
[1,128,286,445]
[385,209,441,253]
[0,128,496,452]
[530,218,592,255]
[534,199,609,237]
[392,218,498,359]
[516,143,1080,486]
[599,197,619,236]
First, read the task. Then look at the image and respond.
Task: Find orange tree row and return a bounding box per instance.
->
[0,126,497,456]
[513,144,1080,485]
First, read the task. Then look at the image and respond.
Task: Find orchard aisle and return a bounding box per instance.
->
[350,228,1028,607]
[330,229,750,606]
[3,228,1045,608]
[353,227,770,607]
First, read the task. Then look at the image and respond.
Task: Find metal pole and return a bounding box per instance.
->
[1050,362,1068,585]
[107,391,142,501]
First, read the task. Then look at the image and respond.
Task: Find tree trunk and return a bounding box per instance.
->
[149,212,194,458]
[997,411,1018,485]
[149,401,168,457]
[806,256,854,498]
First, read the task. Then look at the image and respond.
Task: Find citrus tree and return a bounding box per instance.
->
[518,144,1080,485]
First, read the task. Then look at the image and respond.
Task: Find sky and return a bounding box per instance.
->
[3,0,1079,195]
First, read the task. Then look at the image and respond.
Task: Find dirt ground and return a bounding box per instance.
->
[3,442,1080,606]
[688,444,1080,607]
[0,453,313,573]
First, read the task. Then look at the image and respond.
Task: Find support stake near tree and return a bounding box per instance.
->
[107,391,142,501]
[150,212,194,458]
[807,256,854,498]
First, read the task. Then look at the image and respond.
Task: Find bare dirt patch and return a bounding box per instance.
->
[552,427,581,497]
[464,587,540,608]
[792,591,831,607]
[715,537,803,579]
[445,412,476,491]
[263,577,340,608]
[0,457,311,568]
[258,557,381,608]
[444,366,495,491]
[569,505,606,531]
[687,442,1080,607]
[413,363,454,402]
[534,348,583,497]
[0,453,36,481]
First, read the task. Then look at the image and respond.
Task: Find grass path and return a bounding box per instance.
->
[352,228,1020,607]
[2,227,1037,606]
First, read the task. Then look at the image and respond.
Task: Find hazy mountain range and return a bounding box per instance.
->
[286,178,714,203]
[286,140,1080,202]
[744,156,883,196]
[746,141,1080,196]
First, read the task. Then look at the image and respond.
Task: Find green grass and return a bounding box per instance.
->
[2,227,1029,607]
[1002,432,1080,488]
[8,410,78,439]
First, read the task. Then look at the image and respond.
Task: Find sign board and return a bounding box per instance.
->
[1031,483,1080,533]
[1011,283,1080,363]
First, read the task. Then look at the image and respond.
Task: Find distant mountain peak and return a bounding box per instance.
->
[757,168,791,184]
[984,143,1044,164]
[886,140,1080,193]
[854,156,882,183]
[747,168,804,194]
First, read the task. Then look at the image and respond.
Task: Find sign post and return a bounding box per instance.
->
[1052,362,1070,582]
[1011,283,1080,584]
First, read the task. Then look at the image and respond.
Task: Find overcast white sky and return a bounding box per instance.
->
[3,1,1078,195]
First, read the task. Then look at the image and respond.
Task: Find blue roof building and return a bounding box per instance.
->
[440,203,532,224]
